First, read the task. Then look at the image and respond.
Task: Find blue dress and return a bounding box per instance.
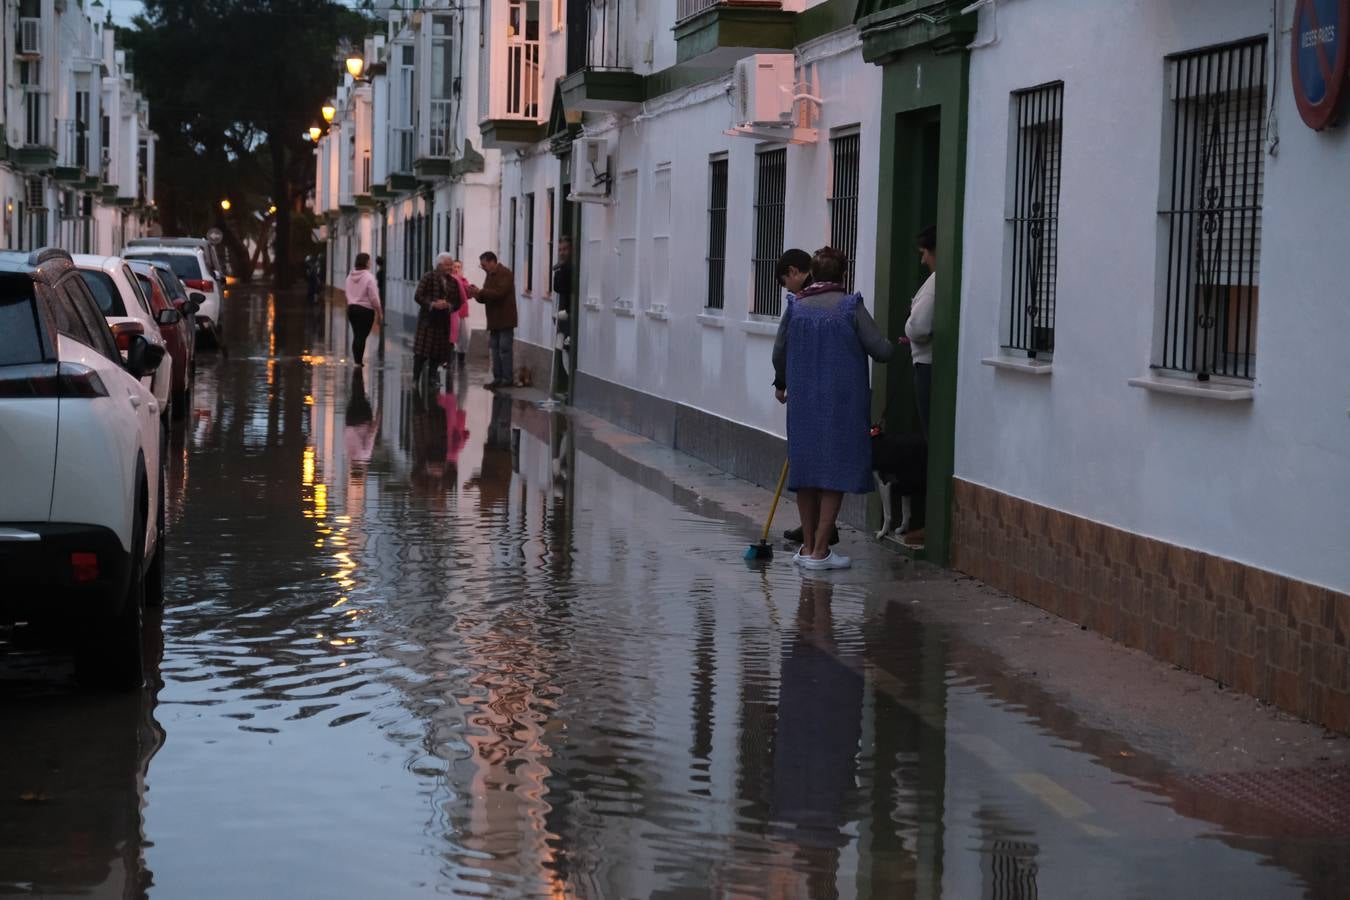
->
[782,293,874,494]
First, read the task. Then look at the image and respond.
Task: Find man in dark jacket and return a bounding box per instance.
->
[469,251,518,389]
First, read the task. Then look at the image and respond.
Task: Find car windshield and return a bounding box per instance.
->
[78,270,128,317]
[0,277,43,366]
[124,252,203,282]
[155,268,188,301]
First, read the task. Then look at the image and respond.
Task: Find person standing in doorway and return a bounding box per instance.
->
[772,247,896,570]
[905,226,937,437]
[468,251,518,389]
[412,252,463,389]
[343,252,382,367]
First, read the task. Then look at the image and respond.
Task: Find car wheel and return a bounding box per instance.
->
[145,465,166,609]
[76,484,146,690]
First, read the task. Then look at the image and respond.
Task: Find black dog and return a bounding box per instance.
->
[871,428,927,539]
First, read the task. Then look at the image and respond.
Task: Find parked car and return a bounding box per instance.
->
[0,248,167,688]
[73,255,173,423]
[128,259,197,418]
[123,238,225,346]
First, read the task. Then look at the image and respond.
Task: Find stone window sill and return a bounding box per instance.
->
[982,355,1053,376]
[645,305,670,321]
[584,298,602,311]
[613,300,636,318]
[739,319,780,338]
[698,313,725,328]
[1128,373,1254,402]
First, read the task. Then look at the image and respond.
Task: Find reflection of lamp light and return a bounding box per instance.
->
[268,204,278,215]
[345,56,365,80]
[322,104,336,123]
[220,198,231,212]
[308,126,323,142]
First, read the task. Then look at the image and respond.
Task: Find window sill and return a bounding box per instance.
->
[739,319,780,338]
[698,312,725,328]
[981,355,1053,375]
[584,298,602,311]
[1128,374,1253,402]
[645,304,670,321]
[613,300,636,318]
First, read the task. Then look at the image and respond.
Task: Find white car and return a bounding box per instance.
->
[123,239,226,345]
[0,248,167,688]
[74,254,173,422]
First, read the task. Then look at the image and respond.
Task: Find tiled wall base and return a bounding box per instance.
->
[951,479,1350,734]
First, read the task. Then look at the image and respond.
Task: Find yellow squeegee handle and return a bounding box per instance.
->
[761,460,789,543]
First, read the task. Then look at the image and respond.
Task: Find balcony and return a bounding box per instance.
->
[415,98,452,180]
[355,150,377,208]
[559,0,644,114]
[386,126,418,192]
[479,20,547,150]
[16,90,56,168]
[54,119,91,183]
[674,1,796,68]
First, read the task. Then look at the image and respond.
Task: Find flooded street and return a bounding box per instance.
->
[3,283,1348,899]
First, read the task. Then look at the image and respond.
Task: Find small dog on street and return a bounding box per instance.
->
[870,426,927,540]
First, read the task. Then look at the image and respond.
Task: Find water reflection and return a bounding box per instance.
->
[3,284,1347,899]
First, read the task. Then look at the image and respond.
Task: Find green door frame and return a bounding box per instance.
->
[861,6,974,567]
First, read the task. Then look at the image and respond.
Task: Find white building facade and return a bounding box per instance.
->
[0,1,155,256]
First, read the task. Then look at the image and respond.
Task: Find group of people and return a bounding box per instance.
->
[772,228,937,570]
[342,251,520,391]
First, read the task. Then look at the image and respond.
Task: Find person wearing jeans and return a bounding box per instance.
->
[468,251,518,389]
[343,252,382,366]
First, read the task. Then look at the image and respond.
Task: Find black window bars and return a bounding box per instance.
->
[706,157,728,310]
[829,131,861,292]
[1007,81,1063,358]
[524,193,535,292]
[752,148,787,317]
[1160,37,1266,381]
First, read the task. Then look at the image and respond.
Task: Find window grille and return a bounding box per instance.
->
[525,192,536,291]
[509,197,518,274]
[706,157,728,310]
[1160,38,1266,380]
[829,131,860,291]
[1006,81,1064,357]
[752,148,786,316]
[545,188,555,282]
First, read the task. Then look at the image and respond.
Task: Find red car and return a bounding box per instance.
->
[128,259,198,418]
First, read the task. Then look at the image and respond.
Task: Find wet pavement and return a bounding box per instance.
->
[3,282,1349,899]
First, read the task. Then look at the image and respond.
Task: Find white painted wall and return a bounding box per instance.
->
[565,31,881,439]
[956,0,1350,591]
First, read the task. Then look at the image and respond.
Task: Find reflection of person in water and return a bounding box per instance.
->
[466,393,513,509]
[770,577,864,880]
[344,369,379,478]
[411,388,453,495]
[438,391,470,468]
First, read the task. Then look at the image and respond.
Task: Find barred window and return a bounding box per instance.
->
[706,156,728,310]
[1159,38,1266,381]
[752,148,787,316]
[1006,81,1063,357]
[828,130,860,291]
[525,192,536,292]
[509,196,518,274]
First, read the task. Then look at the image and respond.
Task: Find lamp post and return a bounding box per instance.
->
[308,126,323,142]
[322,104,336,124]
[220,198,231,212]
[345,55,366,81]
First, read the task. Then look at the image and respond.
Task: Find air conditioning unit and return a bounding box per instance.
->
[19,18,41,57]
[568,137,611,204]
[733,54,796,127]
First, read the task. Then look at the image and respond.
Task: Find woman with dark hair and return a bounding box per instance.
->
[905,226,937,438]
[343,252,382,366]
[772,247,896,570]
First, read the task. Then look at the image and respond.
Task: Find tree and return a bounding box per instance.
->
[122,0,373,288]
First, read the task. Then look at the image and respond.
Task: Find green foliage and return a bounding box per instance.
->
[121,0,375,283]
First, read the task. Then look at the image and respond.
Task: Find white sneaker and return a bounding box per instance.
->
[802,551,851,571]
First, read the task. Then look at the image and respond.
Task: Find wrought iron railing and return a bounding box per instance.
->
[58,119,91,170]
[586,0,628,70]
[1006,82,1063,357]
[1158,37,1266,381]
[676,0,780,25]
[506,41,541,118]
[23,90,51,147]
[751,148,786,316]
[360,150,371,194]
[392,126,415,173]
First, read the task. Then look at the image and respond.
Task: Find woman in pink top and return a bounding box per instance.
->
[449,259,472,365]
[343,252,383,367]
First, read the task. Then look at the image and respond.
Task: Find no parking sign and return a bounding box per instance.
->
[1292,0,1350,130]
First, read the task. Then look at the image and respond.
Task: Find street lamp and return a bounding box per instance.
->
[220,198,231,212]
[308,126,323,142]
[268,204,278,215]
[345,55,365,80]
[321,103,336,124]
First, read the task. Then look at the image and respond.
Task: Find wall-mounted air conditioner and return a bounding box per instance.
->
[19,18,41,57]
[733,54,796,127]
[568,137,611,204]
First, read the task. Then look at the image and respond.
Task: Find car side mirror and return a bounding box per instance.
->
[189,291,206,306]
[125,334,166,378]
[156,308,182,326]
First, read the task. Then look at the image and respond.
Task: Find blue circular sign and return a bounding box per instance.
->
[1292,0,1350,130]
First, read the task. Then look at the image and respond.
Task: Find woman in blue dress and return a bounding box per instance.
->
[772,247,896,570]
